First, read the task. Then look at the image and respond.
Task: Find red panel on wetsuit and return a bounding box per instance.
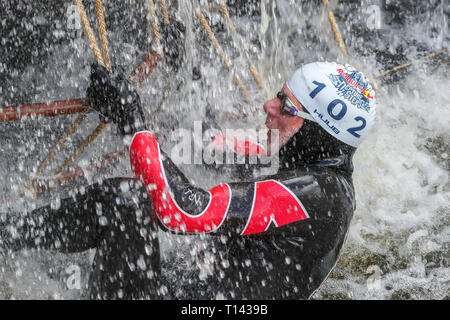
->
[130,131,231,233]
[241,180,309,236]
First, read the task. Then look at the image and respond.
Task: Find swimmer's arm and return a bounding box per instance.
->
[130,131,318,237]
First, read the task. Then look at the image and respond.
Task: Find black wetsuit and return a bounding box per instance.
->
[1,117,356,299]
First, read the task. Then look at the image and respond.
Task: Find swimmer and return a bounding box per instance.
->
[1,61,376,299]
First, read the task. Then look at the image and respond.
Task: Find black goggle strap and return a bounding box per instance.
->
[279,92,317,122]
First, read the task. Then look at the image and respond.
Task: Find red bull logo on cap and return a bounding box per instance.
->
[337,68,361,89]
[327,68,373,112]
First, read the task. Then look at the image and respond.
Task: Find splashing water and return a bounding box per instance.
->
[0,0,448,299]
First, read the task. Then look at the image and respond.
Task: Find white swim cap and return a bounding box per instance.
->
[287,61,376,148]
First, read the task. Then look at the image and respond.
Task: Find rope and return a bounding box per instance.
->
[197,11,251,105]
[374,48,448,79]
[52,0,116,177]
[37,149,127,193]
[197,12,231,69]
[22,113,87,200]
[320,1,376,92]
[94,0,112,71]
[35,113,87,177]
[27,0,106,199]
[148,0,163,56]
[220,3,236,33]
[158,0,170,26]
[31,0,111,198]
[33,0,168,193]
[322,0,348,56]
[54,122,108,175]
[220,2,266,91]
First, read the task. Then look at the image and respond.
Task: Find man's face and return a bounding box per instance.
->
[264,83,305,149]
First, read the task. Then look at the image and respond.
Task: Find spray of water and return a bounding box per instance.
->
[0,0,448,299]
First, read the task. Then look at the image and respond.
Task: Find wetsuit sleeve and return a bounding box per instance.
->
[130,131,352,237]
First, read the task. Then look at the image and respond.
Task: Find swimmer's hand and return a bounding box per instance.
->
[86,63,146,136]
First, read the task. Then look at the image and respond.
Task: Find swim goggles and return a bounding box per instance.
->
[277,91,316,122]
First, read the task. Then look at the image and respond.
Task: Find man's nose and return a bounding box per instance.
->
[263,97,282,117]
